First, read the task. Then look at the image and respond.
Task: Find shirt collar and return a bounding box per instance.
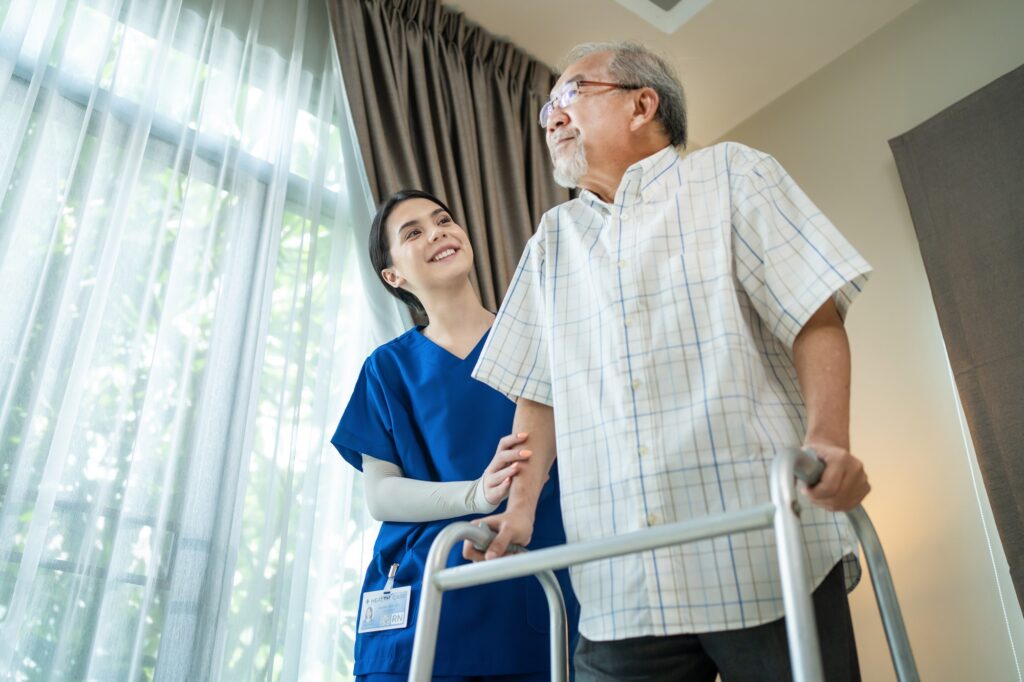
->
[579,145,680,212]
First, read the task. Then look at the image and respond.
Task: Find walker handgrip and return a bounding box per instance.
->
[793,447,826,487]
[471,521,525,554]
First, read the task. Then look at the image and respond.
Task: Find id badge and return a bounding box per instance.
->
[358,586,411,633]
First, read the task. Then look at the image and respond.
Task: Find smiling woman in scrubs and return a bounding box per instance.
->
[332,189,579,681]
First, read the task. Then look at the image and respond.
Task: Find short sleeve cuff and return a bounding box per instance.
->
[471,358,554,406]
[774,257,873,348]
[331,426,400,473]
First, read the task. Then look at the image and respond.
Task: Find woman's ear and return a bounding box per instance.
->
[629,87,660,132]
[381,267,404,289]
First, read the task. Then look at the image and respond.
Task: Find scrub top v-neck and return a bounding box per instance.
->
[332,326,578,677]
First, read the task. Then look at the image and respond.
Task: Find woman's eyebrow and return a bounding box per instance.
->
[398,208,446,233]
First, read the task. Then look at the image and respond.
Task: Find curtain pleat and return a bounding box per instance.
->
[326,0,569,311]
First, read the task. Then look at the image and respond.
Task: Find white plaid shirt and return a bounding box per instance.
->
[473,143,872,640]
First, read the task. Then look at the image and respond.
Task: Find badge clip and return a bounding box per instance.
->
[383,563,399,595]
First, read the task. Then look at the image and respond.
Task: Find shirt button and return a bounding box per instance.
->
[638,446,648,456]
[624,316,632,327]
[616,260,626,269]
[621,211,631,221]
[632,379,642,390]
[647,513,659,526]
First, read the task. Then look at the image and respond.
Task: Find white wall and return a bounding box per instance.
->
[720,0,1024,679]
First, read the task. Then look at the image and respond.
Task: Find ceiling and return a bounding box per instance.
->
[443,0,921,146]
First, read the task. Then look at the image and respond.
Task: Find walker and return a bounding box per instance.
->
[408,448,919,682]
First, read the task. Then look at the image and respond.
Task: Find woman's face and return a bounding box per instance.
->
[380,197,474,299]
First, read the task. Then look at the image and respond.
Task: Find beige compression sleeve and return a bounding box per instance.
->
[361,455,498,522]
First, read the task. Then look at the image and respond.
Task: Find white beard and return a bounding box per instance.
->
[551,138,588,189]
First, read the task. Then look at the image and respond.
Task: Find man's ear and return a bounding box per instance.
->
[381,267,405,290]
[629,87,660,132]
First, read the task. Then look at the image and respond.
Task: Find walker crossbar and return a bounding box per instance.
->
[408,448,919,682]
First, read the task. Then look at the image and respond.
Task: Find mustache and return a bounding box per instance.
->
[549,130,579,145]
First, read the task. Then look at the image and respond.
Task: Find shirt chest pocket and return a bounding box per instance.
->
[648,228,732,347]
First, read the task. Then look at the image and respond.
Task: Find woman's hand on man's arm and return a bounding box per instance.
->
[463,398,557,561]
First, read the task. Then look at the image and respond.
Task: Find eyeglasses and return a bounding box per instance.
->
[539,80,641,127]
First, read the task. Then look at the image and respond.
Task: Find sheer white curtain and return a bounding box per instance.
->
[0,0,405,678]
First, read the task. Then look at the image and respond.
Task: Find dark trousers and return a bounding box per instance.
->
[575,562,860,682]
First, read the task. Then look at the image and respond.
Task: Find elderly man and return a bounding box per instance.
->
[467,41,870,681]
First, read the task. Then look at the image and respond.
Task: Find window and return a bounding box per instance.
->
[0,1,397,678]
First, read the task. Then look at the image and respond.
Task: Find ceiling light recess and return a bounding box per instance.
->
[614,0,713,34]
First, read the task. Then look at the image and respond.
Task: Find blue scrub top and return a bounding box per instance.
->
[332,327,579,677]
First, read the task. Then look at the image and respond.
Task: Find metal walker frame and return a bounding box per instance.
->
[408,448,919,682]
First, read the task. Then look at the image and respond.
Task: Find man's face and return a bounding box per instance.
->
[545,51,631,189]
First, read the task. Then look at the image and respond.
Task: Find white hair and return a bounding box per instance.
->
[560,41,687,148]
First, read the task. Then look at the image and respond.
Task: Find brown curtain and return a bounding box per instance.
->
[326,0,569,311]
[889,63,1024,609]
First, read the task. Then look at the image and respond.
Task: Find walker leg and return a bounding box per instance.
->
[535,569,569,682]
[409,523,474,681]
[846,508,920,682]
[772,448,826,682]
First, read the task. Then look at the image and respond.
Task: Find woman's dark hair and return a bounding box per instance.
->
[368,189,456,316]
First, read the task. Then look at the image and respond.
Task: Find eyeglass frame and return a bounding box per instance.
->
[539,79,643,128]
